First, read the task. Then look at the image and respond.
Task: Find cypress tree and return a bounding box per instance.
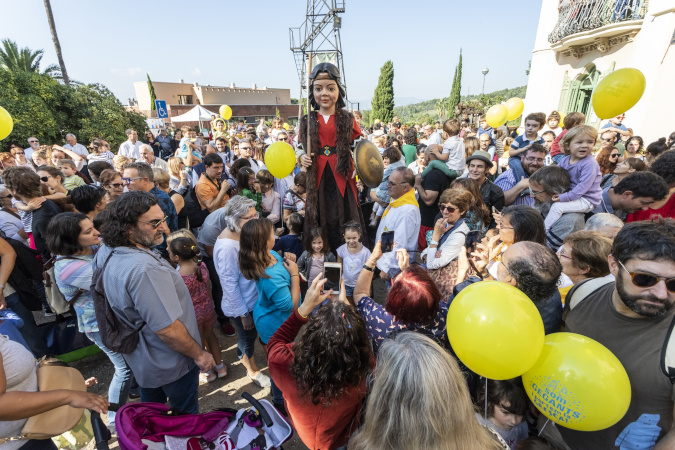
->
[371,61,394,123]
[448,50,462,118]
[147,73,157,111]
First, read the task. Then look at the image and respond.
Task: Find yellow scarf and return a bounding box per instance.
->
[382,189,419,218]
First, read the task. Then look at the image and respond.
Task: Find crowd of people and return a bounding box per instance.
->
[1,68,675,449]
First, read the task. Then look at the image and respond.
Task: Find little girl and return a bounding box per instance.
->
[476,378,529,449]
[336,221,371,297]
[369,147,406,227]
[545,125,603,231]
[297,227,336,287]
[237,167,262,214]
[273,212,304,260]
[168,236,226,384]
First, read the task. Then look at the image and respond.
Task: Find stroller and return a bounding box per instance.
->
[109,392,293,450]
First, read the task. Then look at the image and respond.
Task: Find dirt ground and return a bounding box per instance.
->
[67,277,388,450]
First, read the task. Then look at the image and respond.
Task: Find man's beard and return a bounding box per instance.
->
[131,227,164,248]
[534,198,553,218]
[616,270,673,319]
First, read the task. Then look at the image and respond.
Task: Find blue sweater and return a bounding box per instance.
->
[253,251,300,344]
[557,155,603,206]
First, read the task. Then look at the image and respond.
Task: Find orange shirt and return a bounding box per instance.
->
[195,174,228,210]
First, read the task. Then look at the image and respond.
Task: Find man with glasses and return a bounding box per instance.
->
[495,143,547,207]
[238,139,263,174]
[557,218,675,449]
[122,162,178,257]
[374,167,421,282]
[528,165,585,250]
[599,130,618,153]
[93,191,215,415]
[24,137,40,161]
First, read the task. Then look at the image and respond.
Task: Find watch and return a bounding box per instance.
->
[429,239,439,246]
[362,263,374,272]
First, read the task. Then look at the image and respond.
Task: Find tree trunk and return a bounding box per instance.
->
[43,0,70,86]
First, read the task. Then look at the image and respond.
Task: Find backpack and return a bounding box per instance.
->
[568,277,675,384]
[183,187,210,228]
[90,250,145,354]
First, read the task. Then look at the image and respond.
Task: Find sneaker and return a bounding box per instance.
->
[220,322,236,337]
[216,365,228,379]
[206,370,217,383]
[199,372,210,385]
[247,371,271,388]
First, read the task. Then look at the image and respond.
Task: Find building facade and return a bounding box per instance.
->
[132,80,299,125]
[524,0,675,144]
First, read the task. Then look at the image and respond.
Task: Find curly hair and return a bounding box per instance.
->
[596,147,618,176]
[385,136,401,150]
[403,127,417,145]
[239,218,274,281]
[506,242,561,303]
[98,191,158,248]
[2,166,42,199]
[649,150,675,185]
[289,301,371,405]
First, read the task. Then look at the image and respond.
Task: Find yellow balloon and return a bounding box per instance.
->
[504,98,524,121]
[219,105,232,121]
[591,68,646,119]
[447,281,545,380]
[522,333,631,432]
[0,106,13,141]
[283,123,289,130]
[485,104,508,129]
[264,141,296,179]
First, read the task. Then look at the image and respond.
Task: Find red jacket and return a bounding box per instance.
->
[267,309,369,450]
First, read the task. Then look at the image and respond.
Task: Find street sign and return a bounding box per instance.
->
[155,100,168,119]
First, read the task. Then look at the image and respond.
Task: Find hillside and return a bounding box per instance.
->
[366,85,528,124]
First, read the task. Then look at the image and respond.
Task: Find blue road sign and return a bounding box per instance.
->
[155,100,168,119]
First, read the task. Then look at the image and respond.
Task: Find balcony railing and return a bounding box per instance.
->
[548,0,648,44]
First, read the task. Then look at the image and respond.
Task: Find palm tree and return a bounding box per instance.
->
[43,0,70,85]
[435,99,447,120]
[0,39,60,76]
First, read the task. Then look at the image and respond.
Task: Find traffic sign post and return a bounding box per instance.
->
[155,100,168,119]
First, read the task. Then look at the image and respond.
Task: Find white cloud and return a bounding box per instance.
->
[192,68,202,76]
[111,67,143,76]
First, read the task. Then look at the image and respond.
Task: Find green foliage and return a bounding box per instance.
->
[147,74,156,111]
[371,61,395,123]
[448,49,462,119]
[291,98,299,105]
[361,109,371,126]
[0,70,147,152]
[0,39,60,78]
[392,85,528,124]
[275,107,280,118]
[526,60,531,76]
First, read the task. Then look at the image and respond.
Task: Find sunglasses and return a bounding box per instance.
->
[107,183,124,189]
[40,176,51,182]
[439,205,457,213]
[610,154,619,158]
[618,260,675,292]
[29,140,39,144]
[138,215,168,229]
[277,138,288,141]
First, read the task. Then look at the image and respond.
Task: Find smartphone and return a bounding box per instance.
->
[323,262,342,294]
[381,230,395,253]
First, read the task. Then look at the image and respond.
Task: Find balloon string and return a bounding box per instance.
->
[538,418,550,437]
[484,378,488,419]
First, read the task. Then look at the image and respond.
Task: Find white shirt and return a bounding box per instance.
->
[213,237,258,317]
[426,131,443,146]
[23,147,35,162]
[375,200,421,275]
[150,158,168,170]
[422,222,469,269]
[63,143,90,158]
[118,140,142,160]
[442,135,466,171]
[541,126,562,137]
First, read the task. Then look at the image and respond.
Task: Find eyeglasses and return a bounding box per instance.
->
[439,204,457,213]
[530,189,546,196]
[618,260,675,293]
[240,147,252,152]
[29,140,38,144]
[524,156,545,164]
[138,215,168,229]
[601,138,614,142]
[39,176,52,182]
[107,183,124,189]
[386,180,408,187]
[241,213,259,221]
[121,177,145,184]
[499,222,514,230]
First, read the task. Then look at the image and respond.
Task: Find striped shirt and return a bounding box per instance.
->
[494,169,534,207]
[54,250,98,334]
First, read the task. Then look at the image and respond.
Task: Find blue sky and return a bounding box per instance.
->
[1,0,540,107]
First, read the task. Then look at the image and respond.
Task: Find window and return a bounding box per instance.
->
[178,95,192,105]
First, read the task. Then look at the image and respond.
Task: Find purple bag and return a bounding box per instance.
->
[115,402,235,450]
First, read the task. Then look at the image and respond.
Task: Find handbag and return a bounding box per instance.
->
[428,259,461,300]
[0,364,86,443]
[42,257,85,315]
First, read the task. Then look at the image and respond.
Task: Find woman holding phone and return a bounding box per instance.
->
[239,218,300,414]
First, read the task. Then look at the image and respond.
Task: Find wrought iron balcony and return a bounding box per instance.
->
[548,0,648,44]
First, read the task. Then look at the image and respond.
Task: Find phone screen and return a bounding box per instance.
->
[323,265,341,294]
[381,231,395,253]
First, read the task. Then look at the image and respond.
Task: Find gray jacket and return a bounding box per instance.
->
[297,250,337,280]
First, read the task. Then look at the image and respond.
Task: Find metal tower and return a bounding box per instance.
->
[289,0,349,114]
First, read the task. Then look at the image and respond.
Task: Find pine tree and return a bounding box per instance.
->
[371,61,395,123]
[448,49,462,118]
[147,74,157,111]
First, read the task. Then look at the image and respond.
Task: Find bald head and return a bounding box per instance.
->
[425,145,442,163]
